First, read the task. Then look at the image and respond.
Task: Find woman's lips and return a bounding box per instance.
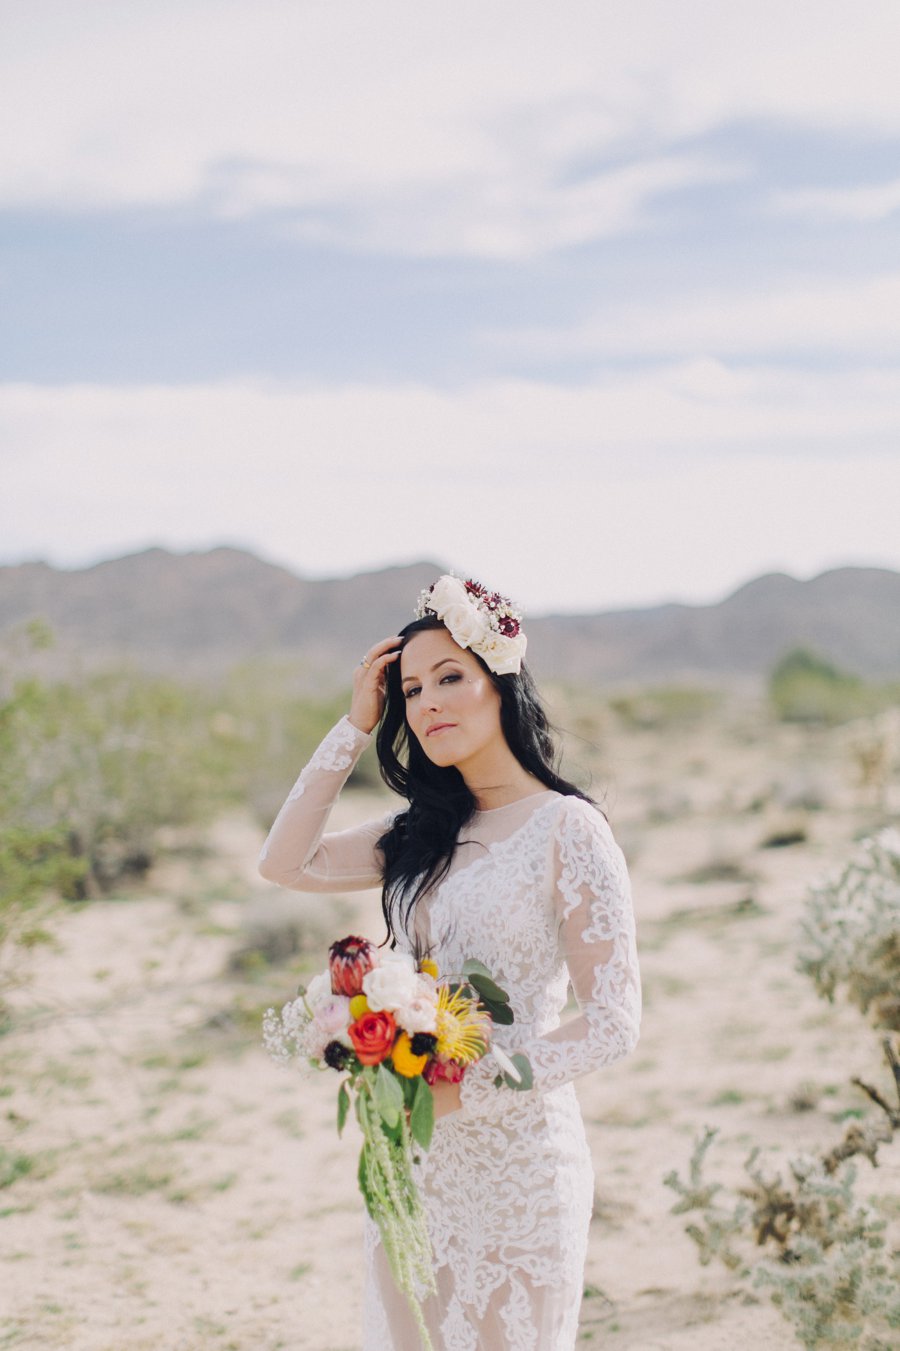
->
[426,722,456,736]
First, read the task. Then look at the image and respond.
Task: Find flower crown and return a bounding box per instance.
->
[414,574,527,675]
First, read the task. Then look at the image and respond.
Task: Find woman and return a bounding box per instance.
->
[259,575,641,1350]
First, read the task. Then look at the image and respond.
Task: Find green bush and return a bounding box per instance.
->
[797,829,900,1031]
[769,649,877,725]
[608,685,721,731]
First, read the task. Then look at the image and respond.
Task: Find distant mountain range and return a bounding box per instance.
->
[2,548,900,685]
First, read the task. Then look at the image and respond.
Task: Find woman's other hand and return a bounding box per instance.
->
[348,636,402,735]
[430,1077,462,1120]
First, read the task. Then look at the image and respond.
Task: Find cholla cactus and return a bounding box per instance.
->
[665,1128,900,1350]
[797,828,900,1030]
[666,829,900,1348]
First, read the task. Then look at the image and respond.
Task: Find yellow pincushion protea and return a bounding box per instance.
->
[434,984,491,1065]
[391,1032,428,1078]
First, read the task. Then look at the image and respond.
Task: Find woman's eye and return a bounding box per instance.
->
[440,673,461,685]
[403,686,421,700]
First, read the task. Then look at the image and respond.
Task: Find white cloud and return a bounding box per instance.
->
[2,1,900,257]
[774,178,900,222]
[486,272,900,361]
[2,370,899,611]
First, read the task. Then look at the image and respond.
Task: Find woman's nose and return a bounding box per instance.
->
[423,684,441,711]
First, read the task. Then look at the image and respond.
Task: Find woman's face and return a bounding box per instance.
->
[399,627,504,771]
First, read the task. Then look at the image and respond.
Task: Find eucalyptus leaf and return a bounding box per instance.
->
[460,958,493,980]
[504,1053,533,1091]
[357,1144,374,1217]
[374,1063,403,1129]
[481,998,514,1025]
[337,1081,350,1137]
[409,1077,435,1151]
[467,972,510,1005]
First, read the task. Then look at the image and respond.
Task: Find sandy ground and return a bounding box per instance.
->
[2,691,898,1350]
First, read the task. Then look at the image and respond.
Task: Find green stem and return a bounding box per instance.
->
[357,1077,435,1351]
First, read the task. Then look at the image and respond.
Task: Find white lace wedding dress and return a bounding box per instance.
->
[259,718,642,1351]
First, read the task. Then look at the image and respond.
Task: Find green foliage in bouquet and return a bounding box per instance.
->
[345,1063,436,1346]
[797,829,900,1032]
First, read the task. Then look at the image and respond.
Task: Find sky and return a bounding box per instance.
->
[2,0,900,615]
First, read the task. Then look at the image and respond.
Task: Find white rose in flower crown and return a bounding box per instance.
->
[479,631,527,676]
[440,600,489,650]
[428,575,468,613]
[363,953,420,1012]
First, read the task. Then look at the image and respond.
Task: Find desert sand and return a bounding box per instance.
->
[3,689,898,1350]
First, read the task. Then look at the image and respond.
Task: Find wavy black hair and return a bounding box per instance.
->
[375,614,592,946]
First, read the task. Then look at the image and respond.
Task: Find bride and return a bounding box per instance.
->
[259,574,641,1350]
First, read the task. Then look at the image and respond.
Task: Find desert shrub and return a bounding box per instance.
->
[0,668,234,898]
[222,660,379,823]
[608,685,721,731]
[665,829,900,1347]
[665,1126,899,1350]
[797,829,900,1031]
[769,649,876,725]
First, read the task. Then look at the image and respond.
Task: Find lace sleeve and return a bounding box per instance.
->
[258,716,391,891]
[459,797,641,1117]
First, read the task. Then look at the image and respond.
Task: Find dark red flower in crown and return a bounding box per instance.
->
[414,574,527,676]
[329,935,376,997]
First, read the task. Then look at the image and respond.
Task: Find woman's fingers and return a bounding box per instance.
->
[359,635,403,669]
[348,636,402,734]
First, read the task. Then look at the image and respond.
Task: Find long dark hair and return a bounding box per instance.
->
[375,614,592,945]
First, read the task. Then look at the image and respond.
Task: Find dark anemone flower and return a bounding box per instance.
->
[410,1032,438,1058]
[323,1040,353,1071]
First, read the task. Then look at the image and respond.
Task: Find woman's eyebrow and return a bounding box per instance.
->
[400,657,460,686]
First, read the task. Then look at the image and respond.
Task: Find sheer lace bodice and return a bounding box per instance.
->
[260,717,642,1350]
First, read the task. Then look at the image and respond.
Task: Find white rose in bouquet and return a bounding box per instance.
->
[363,953,420,1012]
[393,990,438,1034]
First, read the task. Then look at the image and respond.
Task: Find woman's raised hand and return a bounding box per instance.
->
[348,635,402,736]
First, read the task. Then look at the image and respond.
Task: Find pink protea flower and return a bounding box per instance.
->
[423,1058,466,1086]
[329,935,377,997]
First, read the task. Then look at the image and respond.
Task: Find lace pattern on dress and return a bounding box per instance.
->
[287,717,360,803]
[365,796,634,1347]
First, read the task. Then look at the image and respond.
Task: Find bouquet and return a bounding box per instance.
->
[263,935,531,1345]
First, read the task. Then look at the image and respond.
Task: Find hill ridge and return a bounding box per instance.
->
[2,548,899,683]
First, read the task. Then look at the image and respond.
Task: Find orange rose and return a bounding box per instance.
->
[348,1010,397,1066]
